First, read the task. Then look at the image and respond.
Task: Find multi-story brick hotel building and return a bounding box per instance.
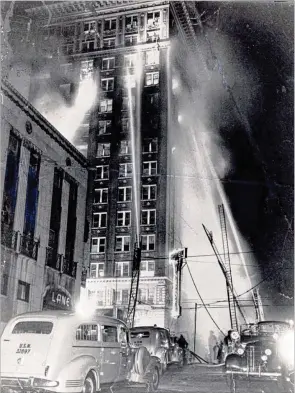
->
[25,0,176,327]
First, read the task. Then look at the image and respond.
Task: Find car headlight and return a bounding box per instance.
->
[237,347,244,355]
[31,378,59,387]
[265,349,272,356]
[230,331,240,341]
[278,330,294,367]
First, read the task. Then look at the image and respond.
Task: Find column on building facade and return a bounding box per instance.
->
[58,179,70,258]
[11,144,37,316]
[0,119,11,208]
[73,179,87,301]
[13,144,30,235]
[34,159,55,309]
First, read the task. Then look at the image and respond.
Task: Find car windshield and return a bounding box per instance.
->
[258,322,290,334]
[12,321,53,334]
[130,331,150,339]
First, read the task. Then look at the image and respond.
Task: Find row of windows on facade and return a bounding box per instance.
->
[92,209,156,229]
[96,139,158,158]
[48,11,162,38]
[60,71,159,104]
[91,234,155,253]
[95,162,157,180]
[61,32,161,54]
[93,185,157,204]
[72,52,160,83]
[90,260,155,278]
[92,72,159,97]
[88,286,164,306]
[49,11,164,54]
[1,277,30,302]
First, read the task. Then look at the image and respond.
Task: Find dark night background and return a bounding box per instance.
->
[2,1,294,314]
[194,1,294,309]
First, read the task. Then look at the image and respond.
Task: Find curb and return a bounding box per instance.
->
[187,362,225,367]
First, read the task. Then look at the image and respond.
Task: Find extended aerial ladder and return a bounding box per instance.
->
[218,204,239,331]
[203,205,247,330]
[170,2,199,54]
[126,243,141,328]
[219,204,264,324]
[253,288,265,322]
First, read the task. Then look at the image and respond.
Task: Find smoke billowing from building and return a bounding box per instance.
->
[6,15,97,146]
[33,78,97,144]
[169,31,260,354]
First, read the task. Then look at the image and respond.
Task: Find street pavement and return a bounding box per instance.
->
[109,363,281,393]
[158,363,279,393]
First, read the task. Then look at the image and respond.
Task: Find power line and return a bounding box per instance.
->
[182,304,293,309]
[186,261,225,336]
[87,255,293,268]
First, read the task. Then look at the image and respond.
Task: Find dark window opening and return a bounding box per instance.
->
[17,280,30,302]
[23,151,40,237]
[1,132,21,230]
[64,181,78,278]
[1,273,8,296]
[46,168,63,270]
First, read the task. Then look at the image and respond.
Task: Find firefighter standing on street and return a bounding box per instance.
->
[208,331,218,364]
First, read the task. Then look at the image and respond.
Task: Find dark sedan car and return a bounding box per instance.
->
[225,321,294,393]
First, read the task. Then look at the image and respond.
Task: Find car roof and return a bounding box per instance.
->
[7,310,127,326]
[131,326,168,331]
[258,321,289,325]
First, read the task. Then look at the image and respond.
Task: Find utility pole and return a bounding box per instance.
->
[169,248,187,319]
[194,303,198,353]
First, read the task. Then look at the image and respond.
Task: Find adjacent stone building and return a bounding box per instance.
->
[0,78,90,333]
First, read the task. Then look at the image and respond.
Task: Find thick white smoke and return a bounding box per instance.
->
[34,78,97,143]
[169,31,261,357]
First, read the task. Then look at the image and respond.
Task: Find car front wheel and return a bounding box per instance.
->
[82,373,96,393]
[147,366,160,392]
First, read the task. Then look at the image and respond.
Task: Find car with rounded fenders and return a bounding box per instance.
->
[0,311,161,393]
[129,326,184,374]
[225,320,294,393]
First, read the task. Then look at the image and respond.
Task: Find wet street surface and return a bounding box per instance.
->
[109,363,280,393]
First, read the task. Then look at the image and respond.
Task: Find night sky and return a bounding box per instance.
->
[193,2,294,306]
[3,1,294,312]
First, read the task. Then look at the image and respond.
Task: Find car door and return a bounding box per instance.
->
[159,330,170,360]
[117,325,130,381]
[101,324,121,383]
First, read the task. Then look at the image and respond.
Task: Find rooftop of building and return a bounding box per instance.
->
[25,0,169,20]
[1,77,89,168]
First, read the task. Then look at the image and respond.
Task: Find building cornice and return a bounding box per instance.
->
[67,40,170,61]
[1,78,89,168]
[87,276,170,284]
[25,1,169,23]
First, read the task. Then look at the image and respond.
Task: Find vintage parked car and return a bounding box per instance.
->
[129,326,184,374]
[225,320,294,393]
[0,311,162,393]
